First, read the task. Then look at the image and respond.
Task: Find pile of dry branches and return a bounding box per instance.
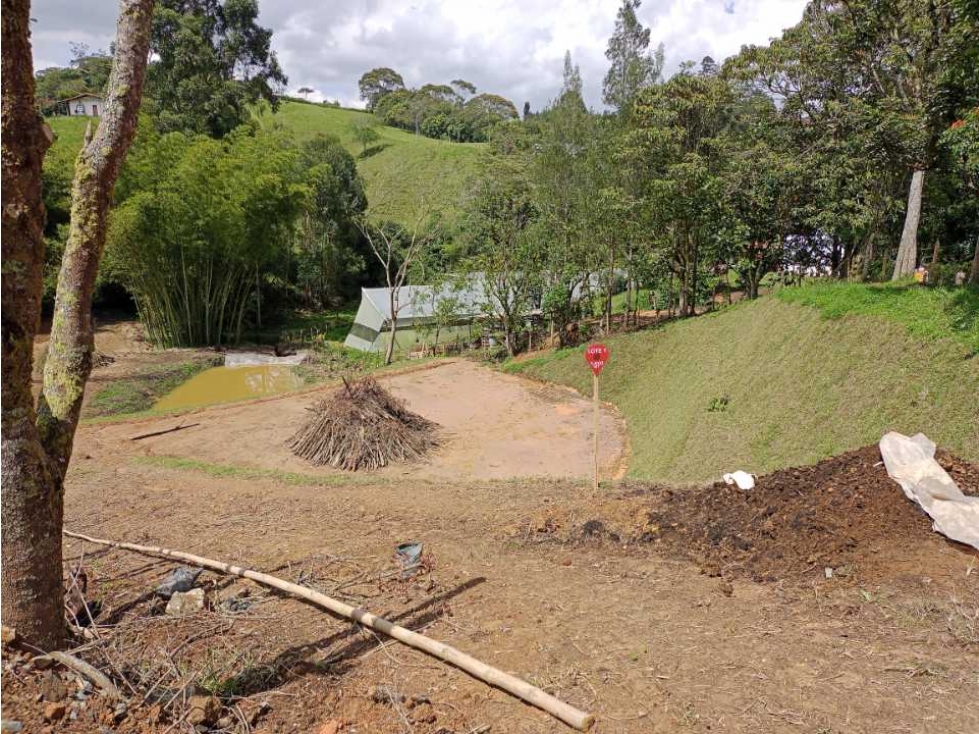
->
[288,376,437,470]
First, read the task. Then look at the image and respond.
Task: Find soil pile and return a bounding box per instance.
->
[288,376,438,470]
[639,446,978,582]
[520,446,979,583]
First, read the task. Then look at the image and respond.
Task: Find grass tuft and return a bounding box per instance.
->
[133,455,372,487]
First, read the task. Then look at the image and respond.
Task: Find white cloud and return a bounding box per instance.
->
[30,0,808,110]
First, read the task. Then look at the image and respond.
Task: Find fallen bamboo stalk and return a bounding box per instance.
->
[64,530,594,731]
[128,422,200,441]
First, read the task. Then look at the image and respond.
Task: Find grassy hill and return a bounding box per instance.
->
[46,101,484,225]
[270,101,482,224]
[509,282,979,483]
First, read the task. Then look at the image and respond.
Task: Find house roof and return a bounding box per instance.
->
[56,93,103,103]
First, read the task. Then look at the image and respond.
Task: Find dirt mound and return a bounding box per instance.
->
[288,376,438,470]
[642,446,978,582]
[520,446,979,584]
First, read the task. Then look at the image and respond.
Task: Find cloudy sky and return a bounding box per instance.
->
[31,0,808,110]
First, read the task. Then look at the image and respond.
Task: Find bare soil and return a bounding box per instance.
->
[4,331,978,734]
[84,360,626,481]
[519,446,979,587]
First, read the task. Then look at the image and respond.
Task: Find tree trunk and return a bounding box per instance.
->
[892,169,926,280]
[254,265,261,330]
[2,0,155,651]
[2,0,59,650]
[385,292,397,365]
[970,235,979,286]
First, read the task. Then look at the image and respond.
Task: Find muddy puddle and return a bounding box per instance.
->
[153,365,303,411]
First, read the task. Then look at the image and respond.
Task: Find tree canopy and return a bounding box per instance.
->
[149,0,287,137]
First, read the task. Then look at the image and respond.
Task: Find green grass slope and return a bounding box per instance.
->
[270,101,482,224]
[509,286,979,483]
[47,102,483,225]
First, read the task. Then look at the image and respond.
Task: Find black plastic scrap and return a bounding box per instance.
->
[155,566,202,599]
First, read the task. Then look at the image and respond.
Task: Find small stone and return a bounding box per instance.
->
[216,715,234,729]
[1,721,24,733]
[165,588,206,616]
[43,703,66,722]
[718,581,734,597]
[186,696,220,727]
[824,567,834,579]
[113,702,128,722]
[40,672,68,702]
[1,626,17,644]
[316,720,342,734]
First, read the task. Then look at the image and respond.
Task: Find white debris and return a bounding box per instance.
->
[879,432,979,551]
[224,351,308,367]
[722,471,755,490]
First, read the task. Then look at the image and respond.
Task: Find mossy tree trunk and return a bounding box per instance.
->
[1,0,155,651]
[1,0,58,649]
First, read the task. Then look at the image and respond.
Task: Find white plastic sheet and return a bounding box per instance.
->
[224,351,308,367]
[879,432,979,551]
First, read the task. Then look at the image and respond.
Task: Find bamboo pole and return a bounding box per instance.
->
[64,530,595,731]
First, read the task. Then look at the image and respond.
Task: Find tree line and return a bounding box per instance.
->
[358,67,519,142]
[38,0,383,346]
[425,0,978,357]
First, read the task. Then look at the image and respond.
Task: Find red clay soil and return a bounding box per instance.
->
[527,445,979,585]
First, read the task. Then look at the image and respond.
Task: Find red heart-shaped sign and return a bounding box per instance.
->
[585,343,609,376]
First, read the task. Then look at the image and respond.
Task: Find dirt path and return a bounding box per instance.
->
[41,452,979,734]
[83,360,626,481]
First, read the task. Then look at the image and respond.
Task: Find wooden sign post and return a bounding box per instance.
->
[585,343,610,491]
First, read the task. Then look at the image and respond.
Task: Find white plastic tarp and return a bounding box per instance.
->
[879,431,979,551]
[224,351,308,367]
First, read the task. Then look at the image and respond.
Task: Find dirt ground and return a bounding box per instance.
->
[4,330,978,734]
[84,360,626,481]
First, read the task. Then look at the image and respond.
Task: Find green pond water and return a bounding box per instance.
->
[153,365,303,411]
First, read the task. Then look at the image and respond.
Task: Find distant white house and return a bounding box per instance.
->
[53,93,103,117]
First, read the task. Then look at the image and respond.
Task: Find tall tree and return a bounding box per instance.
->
[602,0,664,113]
[358,67,405,111]
[562,51,583,100]
[626,69,733,315]
[2,0,155,650]
[150,0,286,137]
[533,53,595,342]
[776,0,976,279]
[450,79,477,99]
[461,157,540,356]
